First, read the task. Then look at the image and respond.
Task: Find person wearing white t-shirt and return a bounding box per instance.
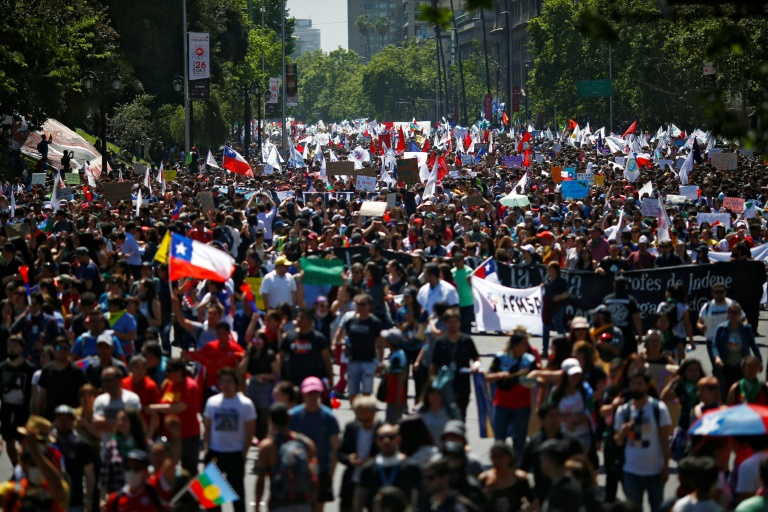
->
[260,255,298,309]
[697,283,735,365]
[203,368,256,512]
[93,367,141,424]
[614,371,672,512]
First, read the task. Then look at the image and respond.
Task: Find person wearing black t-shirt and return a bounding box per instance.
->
[279,308,333,388]
[598,240,630,275]
[37,337,86,419]
[52,404,96,512]
[335,294,384,401]
[602,276,643,356]
[430,309,480,421]
[241,332,279,440]
[0,335,37,465]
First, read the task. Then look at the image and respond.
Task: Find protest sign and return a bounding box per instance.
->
[355,175,377,192]
[594,174,605,187]
[561,180,589,199]
[31,173,46,185]
[615,157,625,167]
[197,191,215,213]
[358,201,387,217]
[396,158,420,185]
[640,198,662,217]
[723,196,745,213]
[564,166,576,179]
[665,194,688,205]
[276,190,294,202]
[679,185,699,200]
[326,161,354,176]
[64,173,81,185]
[576,173,593,183]
[302,192,354,205]
[101,183,133,204]
[696,212,732,229]
[386,193,396,209]
[711,152,737,170]
[355,167,378,177]
[471,277,543,335]
[162,170,177,182]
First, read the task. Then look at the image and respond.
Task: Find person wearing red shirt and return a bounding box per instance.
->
[184,321,245,392]
[149,358,202,475]
[104,449,167,512]
[188,218,213,243]
[121,355,161,438]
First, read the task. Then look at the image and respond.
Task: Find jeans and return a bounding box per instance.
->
[542,308,566,357]
[622,472,664,512]
[205,450,246,512]
[492,406,531,463]
[347,360,377,396]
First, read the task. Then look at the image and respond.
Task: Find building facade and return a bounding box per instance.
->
[347,0,401,60]
[292,18,321,57]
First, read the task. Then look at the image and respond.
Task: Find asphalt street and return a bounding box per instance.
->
[2,309,765,511]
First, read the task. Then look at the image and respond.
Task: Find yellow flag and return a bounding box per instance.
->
[154,231,171,263]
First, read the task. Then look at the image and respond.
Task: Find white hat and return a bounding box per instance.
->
[638,235,649,244]
[561,357,583,376]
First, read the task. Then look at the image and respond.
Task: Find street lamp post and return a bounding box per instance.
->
[182,0,191,154]
[84,72,122,177]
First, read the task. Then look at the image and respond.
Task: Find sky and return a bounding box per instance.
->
[287,0,347,52]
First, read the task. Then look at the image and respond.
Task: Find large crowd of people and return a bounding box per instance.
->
[0,119,766,512]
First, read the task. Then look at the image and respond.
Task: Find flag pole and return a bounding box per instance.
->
[169,474,194,506]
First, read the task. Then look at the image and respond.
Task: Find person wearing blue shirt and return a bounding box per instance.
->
[289,376,340,507]
[107,298,137,357]
[119,222,142,277]
[71,312,125,359]
[713,302,762,395]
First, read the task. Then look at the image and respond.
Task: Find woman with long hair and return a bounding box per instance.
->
[99,409,148,498]
[479,442,534,511]
[548,358,595,462]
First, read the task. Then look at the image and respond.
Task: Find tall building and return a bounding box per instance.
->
[347,0,400,60]
[293,18,321,57]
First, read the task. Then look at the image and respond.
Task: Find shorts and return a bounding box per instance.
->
[317,471,334,503]
[347,360,376,396]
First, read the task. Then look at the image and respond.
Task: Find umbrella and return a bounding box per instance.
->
[500,193,530,208]
[688,404,768,436]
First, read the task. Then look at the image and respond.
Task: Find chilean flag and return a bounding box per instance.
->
[222,146,254,177]
[168,233,235,283]
[473,257,500,283]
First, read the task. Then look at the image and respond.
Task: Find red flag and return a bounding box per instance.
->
[239,282,254,302]
[426,152,436,171]
[82,185,93,202]
[295,144,304,154]
[369,137,379,156]
[567,119,579,131]
[422,138,432,152]
[501,112,510,126]
[517,131,532,153]
[622,120,638,137]
[437,155,448,182]
[396,127,406,153]
[523,150,532,167]
[19,265,29,284]
[483,130,490,143]
[455,154,462,167]
[380,132,392,150]
[463,132,472,151]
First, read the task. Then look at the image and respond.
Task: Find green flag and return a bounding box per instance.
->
[185,151,193,165]
[300,257,345,286]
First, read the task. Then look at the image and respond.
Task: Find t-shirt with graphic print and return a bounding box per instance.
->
[204,392,257,452]
[280,329,329,385]
[342,315,383,362]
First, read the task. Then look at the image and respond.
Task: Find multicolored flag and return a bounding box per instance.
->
[182,462,239,509]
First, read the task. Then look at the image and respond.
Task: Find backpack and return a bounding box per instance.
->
[616,398,666,462]
[271,434,315,506]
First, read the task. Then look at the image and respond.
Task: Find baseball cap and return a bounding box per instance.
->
[274,255,292,267]
[380,327,405,346]
[301,376,324,394]
[96,332,114,347]
[54,405,75,416]
[561,357,583,376]
[442,420,467,440]
[570,316,589,329]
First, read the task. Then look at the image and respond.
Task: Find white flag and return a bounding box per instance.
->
[657,198,671,242]
[423,160,438,200]
[679,150,693,185]
[607,209,624,241]
[143,166,151,187]
[206,150,221,169]
[51,174,61,212]
[135,188,142,217]
[9,189,15,218]
[156,162,164,183]
[639,181,653,198]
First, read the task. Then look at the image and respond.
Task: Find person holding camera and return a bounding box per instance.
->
[614,370,673,512]
[486,333,537,464]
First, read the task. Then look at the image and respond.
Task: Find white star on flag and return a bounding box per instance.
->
[175,243,187,256]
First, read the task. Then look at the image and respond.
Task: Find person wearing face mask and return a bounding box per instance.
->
[0,415,69,512]
[51,405,95,512]
[0,335,36,466]
[103,449,166,512]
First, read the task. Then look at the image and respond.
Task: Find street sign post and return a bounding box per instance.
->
[576,79,613,98]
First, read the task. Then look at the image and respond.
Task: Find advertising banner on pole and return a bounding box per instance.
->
[188,32,210,80]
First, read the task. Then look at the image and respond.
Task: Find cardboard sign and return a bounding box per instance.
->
[576,173,593,183]
[665,194,688,205]
[276,190,295,202]
[31,173,46,185]
[564,166,576,178]
[355,167,378,177]
[711,152,737,170]
[64,173,81,185]
[723,196,745,213]
[386,193,397,209]
[162,170,177,182]
[355,175,377,192]
[358,201,387,217]
[396,159,420,185]
[551,166,562,183]
[197,191,215,212]
[679,185,699,200]
[640,198,662,217]
[697,212,731,229]
[327,161,354,176]
[594,174,605,187]
[101,183,133,205]
[561,180,590,199]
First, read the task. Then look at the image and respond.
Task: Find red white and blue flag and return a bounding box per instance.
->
[168,233,235,282]
[222,146,254,177]
[170,200,183,220]
[473,257,500,283]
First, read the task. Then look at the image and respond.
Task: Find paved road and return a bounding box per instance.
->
[2,310,765,511]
